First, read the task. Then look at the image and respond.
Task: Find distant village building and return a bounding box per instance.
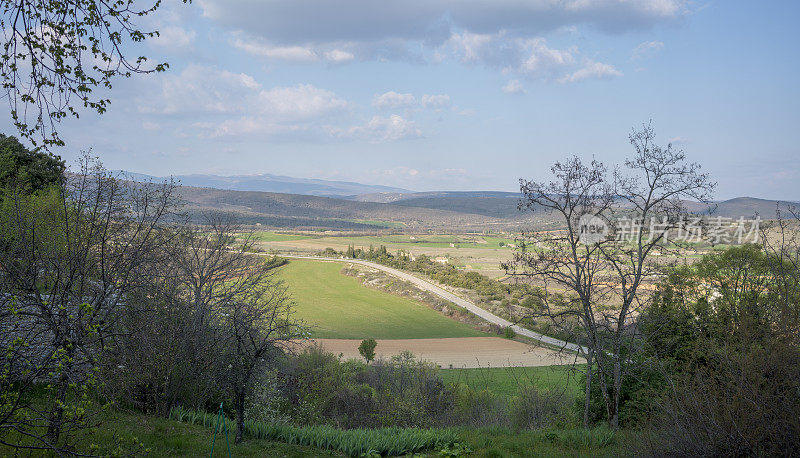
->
[434,257,449,264]
[449,243,455,247]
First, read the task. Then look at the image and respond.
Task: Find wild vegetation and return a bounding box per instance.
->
[1,129,799,456]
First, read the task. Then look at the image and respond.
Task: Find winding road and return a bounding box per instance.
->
[269,254,586,354]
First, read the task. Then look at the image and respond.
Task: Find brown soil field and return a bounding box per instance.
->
[304,337,581,369]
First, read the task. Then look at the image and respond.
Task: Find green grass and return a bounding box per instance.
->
[439,365,583,399]
[171,406,459,457]
[278,259,487,339]
[0,408,339,457]
[345,219,406,228]
[321,234,518,250]
[459,426,626,457]
[251,231,315,242]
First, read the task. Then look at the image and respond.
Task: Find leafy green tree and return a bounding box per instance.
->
[0,1,186,147]
[359,338,378,363]
[0,157,178,454]
[0,134,64,193]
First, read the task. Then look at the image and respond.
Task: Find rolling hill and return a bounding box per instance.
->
[176,185,522,230]
[118,171,796,231]
[118,171,411,198]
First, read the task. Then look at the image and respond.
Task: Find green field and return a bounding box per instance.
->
[440,365,583,399]
[319,234,518,250]
[278,259,487,339]
[251,231,315,242]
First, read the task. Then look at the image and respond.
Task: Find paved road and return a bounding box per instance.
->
[271,254,586,354]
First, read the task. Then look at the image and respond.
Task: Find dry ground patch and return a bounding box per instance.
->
[306,337,580,369]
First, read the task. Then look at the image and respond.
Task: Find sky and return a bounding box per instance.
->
[4,0,799,199]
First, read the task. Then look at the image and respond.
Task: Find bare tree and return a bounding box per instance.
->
[505,123,715,428]
[175,215,302,443]
[222,271,299,443]
[109,214,301,442]
[760,203,800,341]
[503,156,614,427]
[0,156,177,453]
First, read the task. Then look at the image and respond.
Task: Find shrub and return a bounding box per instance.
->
[358,338,377,363]
[511,386,570,430]
[648,343,800,457]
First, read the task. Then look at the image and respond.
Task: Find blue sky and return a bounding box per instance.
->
[6,1,799,199]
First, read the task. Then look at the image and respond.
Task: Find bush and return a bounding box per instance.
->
[647,343,800,457]
[511,386,570,430]
[358,338,377,363]
[282,346,454,429]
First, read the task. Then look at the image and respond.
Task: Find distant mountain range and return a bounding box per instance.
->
[120,171,797,230]
[116,171,412,198]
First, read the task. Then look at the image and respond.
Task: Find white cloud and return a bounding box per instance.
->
[137,65,348,139]
[231,35,356,64]
[138,66,345,118]
[421,94,451,109]
[632,40,664,60]
[150,26,196,50]
[257,84,348,120]
[138,65,260,115]
[196,117,307,139]
[231,38,318,62]
[558,61,623,84]
[373,91,416,109]
[197,0,686,75]
[445,32,576,80]
[502,80,525,94]
[445,31,622,83]
[198,0,687,45]
[334,115,422,142]
[518,38,575,77]
[324,49,355,63]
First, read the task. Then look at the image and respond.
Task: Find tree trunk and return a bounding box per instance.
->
[583,350,593,428]
[46,338,74,445]
[235,389,245,444]
[46,375,68,445]
[610,356,621,429]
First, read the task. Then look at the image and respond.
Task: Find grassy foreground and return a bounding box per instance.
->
[0,408,339,457]
[100,410,628,457]
[2,407,631,457]
[278,259,487,339]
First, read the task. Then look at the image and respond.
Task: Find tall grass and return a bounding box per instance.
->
[168,406,459,457]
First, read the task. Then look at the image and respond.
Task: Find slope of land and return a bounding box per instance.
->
[277,259,487,339]
[278,255,586,354]
[178,185,517,230]
[691,196,799,218]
